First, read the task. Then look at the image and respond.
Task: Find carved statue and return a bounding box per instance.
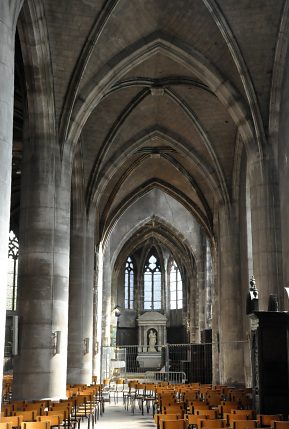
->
[246,275,259,314]
[148,329,157,352]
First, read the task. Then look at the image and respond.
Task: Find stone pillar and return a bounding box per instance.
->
[67,215,94,385]
[217,204,245,385]
[248,156,282,310]
[102,244,112,347]
[210,244,220,385]
[198,240,207,334]
[92,246,99,380]
[13,140,71,400]
[0,0,23,407]
[94,244,104,382]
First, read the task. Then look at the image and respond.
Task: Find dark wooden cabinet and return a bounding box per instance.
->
[250,311,289,415]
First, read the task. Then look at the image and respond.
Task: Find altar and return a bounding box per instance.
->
[136,311,167,369]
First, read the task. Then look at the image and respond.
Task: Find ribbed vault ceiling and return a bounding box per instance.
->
[13,0,286,244]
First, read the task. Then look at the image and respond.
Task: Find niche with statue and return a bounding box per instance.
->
[136,311,167,368]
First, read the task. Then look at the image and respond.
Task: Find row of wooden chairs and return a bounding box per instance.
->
[0,422,51,429]
[154,420,289,429]
[1,383,107,429]
[151,381,288,429]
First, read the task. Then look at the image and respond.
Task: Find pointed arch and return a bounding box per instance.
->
[85,88,230,210]
[101,179,212,244]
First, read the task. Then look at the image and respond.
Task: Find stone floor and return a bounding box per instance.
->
[81,398,156,429]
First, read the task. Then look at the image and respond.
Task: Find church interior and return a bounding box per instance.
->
[1,0,289,425]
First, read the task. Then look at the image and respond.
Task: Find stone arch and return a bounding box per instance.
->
[111,215,200,339]
[17,1,56,148]
[85,92,229,212]
[101,180,213,245]
[89,128,220,235]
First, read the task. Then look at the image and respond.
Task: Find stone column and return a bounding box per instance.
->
[67,215,94,385]
[92,247,99,380]
[94,244,104,382]
[248,156,282,310]
[197,241,207,335]
[0,0,23,407]
[210,244,220,385]
[217,204,245,385]
[102,244,112,347]
[13,140,71,400]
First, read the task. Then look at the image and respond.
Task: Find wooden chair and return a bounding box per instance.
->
[142,383,156,413]
[73,394,97,426]
[199,419,226,428]
[185,414,202,428]
[162,405,185,417]
[50,403,76,429]
[195,410,218,419]
[230,391,252,408]
[0,423,12,429]
[123,381,137,410]
[42,414,64,423]
[43,411,71,429]
[218,404,239,418]
[271,423,289,429]
[156,414,182,429]
[110,378,125,403]
[183,391,200,403]
[130,383,147,415]
[231,420,258,429]
[226,413,252,427]
[13,412,36,422]
[193,403,210,410]
[257,415,282,427]
[24,405,43,417]
[231,410,255,419]
[0,418,23,429]
[205,392,222,407]
[1,406,14,418]
[160,419,186,429]
[12,404,26,412]
[37,416,60,429]
[20,423,50,429]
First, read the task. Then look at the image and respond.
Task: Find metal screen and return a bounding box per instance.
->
[100,342,213,383]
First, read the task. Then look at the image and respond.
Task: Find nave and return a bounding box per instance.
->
[2,0,289,407]
[91,399,155,429]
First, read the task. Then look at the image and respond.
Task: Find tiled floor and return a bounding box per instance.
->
[82,399,156,429]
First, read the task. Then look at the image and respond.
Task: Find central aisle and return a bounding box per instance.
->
[94,399,157,429]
